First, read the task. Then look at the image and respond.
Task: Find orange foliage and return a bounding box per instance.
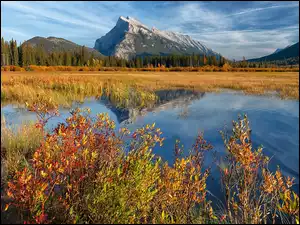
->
[2,65,299,72]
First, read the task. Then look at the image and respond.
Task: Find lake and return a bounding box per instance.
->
[2,90,299,203]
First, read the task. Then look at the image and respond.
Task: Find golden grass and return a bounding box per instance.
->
[1,116,43,185]
[1,71,299,107]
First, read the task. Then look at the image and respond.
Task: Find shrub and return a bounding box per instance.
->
[219,115,299,224]
[3,102,299,224]
[222,63,231,72]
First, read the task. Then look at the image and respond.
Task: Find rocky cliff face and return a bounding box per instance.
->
[94,16,221,59]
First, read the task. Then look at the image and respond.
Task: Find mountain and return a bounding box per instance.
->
[94,16,221,59]
[273,48,283,54]
[24,36,103,57]
[248,42,299,62]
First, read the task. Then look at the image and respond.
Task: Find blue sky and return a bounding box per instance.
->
[1,1,299,60]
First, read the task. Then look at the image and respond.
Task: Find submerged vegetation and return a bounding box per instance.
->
[1,100,299,224]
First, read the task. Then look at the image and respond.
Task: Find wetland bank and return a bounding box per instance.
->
[1,71,299,224]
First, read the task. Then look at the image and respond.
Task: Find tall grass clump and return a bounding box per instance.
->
[2,99,299,224]
[1,116,43,185]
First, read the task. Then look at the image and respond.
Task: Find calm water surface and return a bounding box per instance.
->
[2,91,299,202]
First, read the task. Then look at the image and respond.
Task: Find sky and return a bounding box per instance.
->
[1,1,299,60]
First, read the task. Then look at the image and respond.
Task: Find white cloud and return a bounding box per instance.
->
[226,3,299,17]
[176,2,233,30]
[189,27,299,59]
[1,1,110,31]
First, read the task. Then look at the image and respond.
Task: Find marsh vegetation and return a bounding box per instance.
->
[1,71,299,224]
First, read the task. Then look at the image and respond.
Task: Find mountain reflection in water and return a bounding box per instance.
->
[98,89,205,124]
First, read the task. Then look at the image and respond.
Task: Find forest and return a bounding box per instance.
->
[1,37,294,69]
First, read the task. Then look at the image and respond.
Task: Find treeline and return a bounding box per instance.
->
[1,37,227,68]
[246,57,299,67]
[1,37,298,69]
[230,56,299,68]
[1,37,101,67]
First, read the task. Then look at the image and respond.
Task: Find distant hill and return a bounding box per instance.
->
[248,42,299,62]
[24,36,103,57]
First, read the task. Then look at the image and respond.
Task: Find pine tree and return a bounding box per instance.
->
[1,37,5,66]
[13,40,19,66]
[18,42,23,67]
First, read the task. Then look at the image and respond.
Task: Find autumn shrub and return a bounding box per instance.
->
[87,124,165,224]
[2,65,299,72]
[222,63,231,72]
[2,66,10,71]
[2,101,299,224]
[219,115,299,224]
[1,65,24,71]
[88,67,98,71]
[9,66,23,71]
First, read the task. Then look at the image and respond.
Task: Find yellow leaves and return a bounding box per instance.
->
[208,205,217,220]
[82,135,88,146]
[4,204,9,211]
[7,190,13,198]
[83,148,89,156]
[109,121,116,129]
[232,202,239,212]
[40,183,48,192]
[33,151,40,159]
[180,158,187,168]
[25,175,32,183]
[40,170,48,178]
[91,151,98,160]
[161,210,165,221]
[67,184,72,190]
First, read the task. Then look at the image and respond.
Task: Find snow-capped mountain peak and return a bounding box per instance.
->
[118,16,147,28]
[94,16,220,59]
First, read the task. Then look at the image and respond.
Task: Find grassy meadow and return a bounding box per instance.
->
[1,70,299,224]
[1,70,299,108]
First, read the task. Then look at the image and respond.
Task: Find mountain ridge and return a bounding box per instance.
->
[94,16,222,59]
[248,42,299,62]
[24,36,103,57]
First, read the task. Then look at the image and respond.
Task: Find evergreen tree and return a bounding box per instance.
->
[1,37,5,66]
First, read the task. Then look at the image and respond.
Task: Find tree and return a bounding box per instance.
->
[1,37,6,66]
[211,56,217,66]
[18,42,23,67]
[241,56,247,68]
